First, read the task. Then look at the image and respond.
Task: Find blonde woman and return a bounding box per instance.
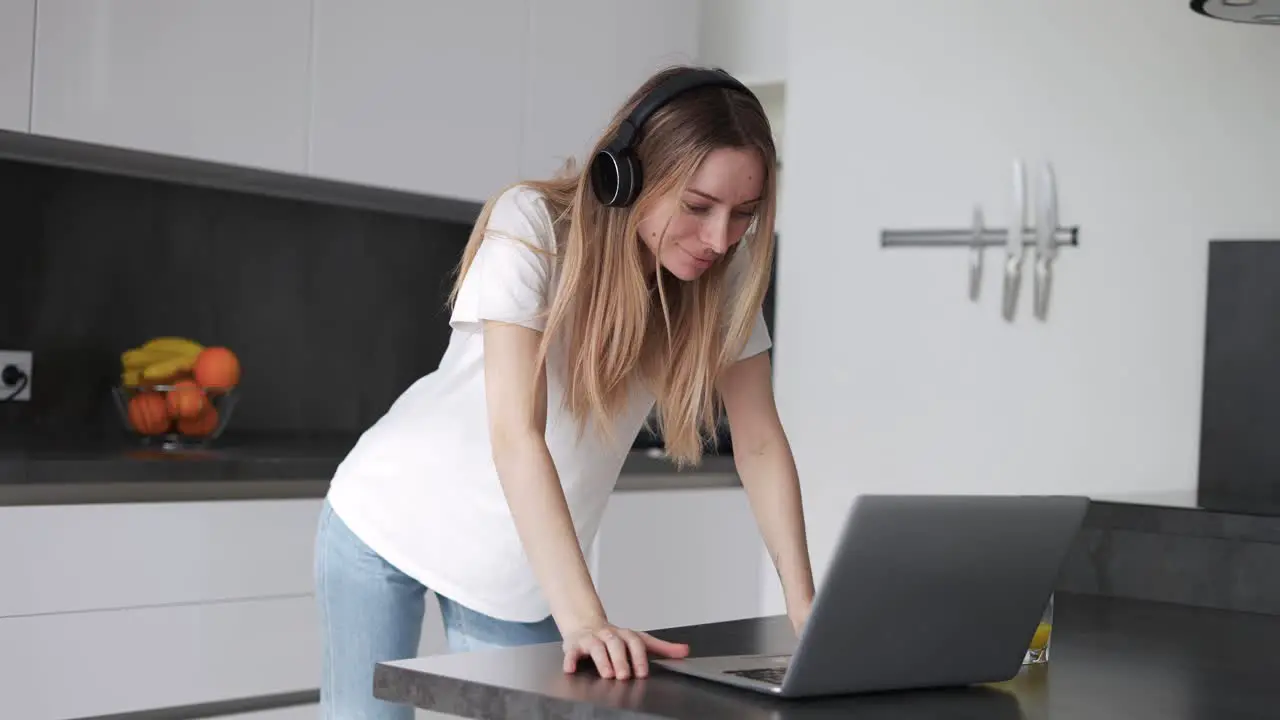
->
[315,65,814,719]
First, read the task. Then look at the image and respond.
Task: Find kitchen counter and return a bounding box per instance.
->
[0,432,739,505]
[374,592,1280,719]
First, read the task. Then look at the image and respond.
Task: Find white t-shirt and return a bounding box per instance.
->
[325,185,773,623]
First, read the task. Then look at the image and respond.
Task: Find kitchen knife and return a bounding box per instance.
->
[969,205,984,301]
[1002,160,1026,322]
[1033,162,1059,321]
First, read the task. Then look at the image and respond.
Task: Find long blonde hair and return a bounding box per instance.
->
[451,65,777,468]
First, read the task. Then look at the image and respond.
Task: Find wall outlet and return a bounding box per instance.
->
[0,350,32,402]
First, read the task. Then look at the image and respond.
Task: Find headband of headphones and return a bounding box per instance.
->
[591,67,755,207]
[605,67,753,153]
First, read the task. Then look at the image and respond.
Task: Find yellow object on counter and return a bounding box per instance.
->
[1030,622,1051,651]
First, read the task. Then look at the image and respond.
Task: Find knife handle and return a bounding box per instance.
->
[969,247,983,301]
[1034,257,1053,321]
[1002,255,1022,322]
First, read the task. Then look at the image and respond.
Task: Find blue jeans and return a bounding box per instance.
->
[314,499,561,719]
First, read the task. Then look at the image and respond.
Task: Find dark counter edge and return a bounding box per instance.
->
[0,129,484,225]
[73,689,318,720]
[0,451,740,506]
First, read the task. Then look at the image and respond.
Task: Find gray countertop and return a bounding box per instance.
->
[373,592,1280,719]
[0,431,740,505]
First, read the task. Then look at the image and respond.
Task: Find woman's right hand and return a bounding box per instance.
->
[561,622,690,679]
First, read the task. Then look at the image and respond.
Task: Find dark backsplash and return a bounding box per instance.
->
[1,156,779,446]
[1198,239,1280,504]
[0,158,472,435]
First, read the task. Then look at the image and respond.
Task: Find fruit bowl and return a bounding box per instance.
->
[114,337,242,450]
[113,383,240,450]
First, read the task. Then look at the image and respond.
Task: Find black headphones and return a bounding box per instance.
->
[589,67,754,208]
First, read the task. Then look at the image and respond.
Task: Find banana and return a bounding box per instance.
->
[142,337,205,355]
[122,349,175,369]
[140,353,200,382]
[121,338,204,370]
[120,337,206,387]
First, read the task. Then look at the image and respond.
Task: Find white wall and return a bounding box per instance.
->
[763,0,1280,613]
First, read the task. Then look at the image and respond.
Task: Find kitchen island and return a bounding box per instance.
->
[374,592,1280,719]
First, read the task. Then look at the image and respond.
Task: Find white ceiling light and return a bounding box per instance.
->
[1191,0,1280,23]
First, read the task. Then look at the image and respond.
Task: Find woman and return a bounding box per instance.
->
[315,65,814,718]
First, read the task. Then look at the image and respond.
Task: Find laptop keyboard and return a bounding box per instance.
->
[725,667,787,686]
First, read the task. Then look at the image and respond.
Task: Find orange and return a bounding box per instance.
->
[165,380,208,420]
[178,406,220,437]
[128,392,170,435]
[193,347,241,391]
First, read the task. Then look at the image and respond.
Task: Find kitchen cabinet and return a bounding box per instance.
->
[30,0,312,174]
[311,0,700,203]
[308,0,528,203]
[0,595,319,719]
[698,0,787,87]
[22,1,700,201]
[0,498,322,617]
[0,0,35,132]
[0,498,324,719]
[520,0,701,182]
[593,487,765,632]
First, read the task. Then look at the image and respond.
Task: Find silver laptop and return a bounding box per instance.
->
[653,493,1090,698]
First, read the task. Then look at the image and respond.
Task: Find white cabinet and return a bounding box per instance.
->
[593,487,765,633]
[697,0,786,86]
[310,0,701,201]
[21,1,702,200]
[0,499,322,617]
[0,595,318,720]
[520,0,700,182]
[30,0,312,174]
[0,0,35,131]
[309,0,528,203]
[0,498,324,720]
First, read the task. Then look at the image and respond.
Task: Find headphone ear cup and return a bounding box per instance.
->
[590,149,641,207]
[590,150,622,206]
[614,153,640,207]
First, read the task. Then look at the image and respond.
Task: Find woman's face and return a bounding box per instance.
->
[637,147,765,282]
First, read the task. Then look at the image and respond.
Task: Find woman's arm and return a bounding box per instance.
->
[483,320,688,678]
[484,320,605,631]
[717,351,816,632]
